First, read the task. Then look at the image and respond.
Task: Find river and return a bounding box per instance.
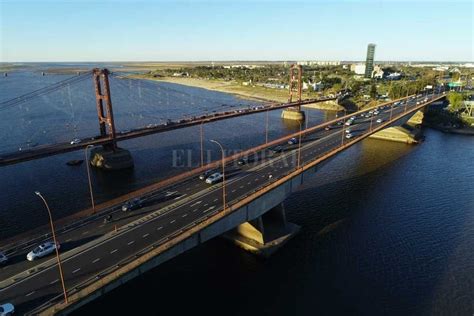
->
[1,65,473,315]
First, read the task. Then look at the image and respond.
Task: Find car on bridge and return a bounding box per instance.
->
[0,303,15,316]
[199,169,215,180]
[205,172,223,184]
[287,137,298,145]
[345,133,353,139]
[269,145,284,156]
[122,198,143,212]
[376,118,384,123]
[70,138,81,145]
[0,251,7,265]
[238,157,255,166]
[27,242,60,261]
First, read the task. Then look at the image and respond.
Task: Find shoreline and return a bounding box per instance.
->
[135,76,279,103]
[133,75,343,110]
[424,123,474,135]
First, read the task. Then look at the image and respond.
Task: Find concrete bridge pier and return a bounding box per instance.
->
[89,146,134,170]
[225,203,300,257]
[281,107,305,121]
[369,109,425,144]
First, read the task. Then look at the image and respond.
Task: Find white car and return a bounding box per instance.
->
[70,138,81,145]
[376,118,383,123]
[0,252,7,265]
[0,303,14,316]
[345,129,351,134]
[345,133,353,139]
[345,120,353,126]
[27,242,60,261]
[205,172,223,184]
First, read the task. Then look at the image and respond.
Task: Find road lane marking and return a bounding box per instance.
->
[192,209,198,212]
[170,219,176,224]
[99,224,105,228]
[92,258,101,263]
[182,214,188,218]
[190,201,202,207]
[110,249,118,254]
[142,233,149,238]
[127,241,135,245]
[65,238,72,242]
[203,206,216,213]
[239,185,244,189]
[174,194,187,200]
[165,191,177,197]
[72,268,81,274]
[213,198,218,202]
[157,226,163,231]
[26,291,35,297]
[231,189,236,193]
[50,279,59,285]
[82,231,89,235]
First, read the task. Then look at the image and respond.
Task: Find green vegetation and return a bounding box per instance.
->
[424,108,465,128]
[143,63,473,110]
[447,92,464,111]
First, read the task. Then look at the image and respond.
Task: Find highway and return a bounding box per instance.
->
[0,91,444,313]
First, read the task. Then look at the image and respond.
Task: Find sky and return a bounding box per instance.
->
[0,0,473,62]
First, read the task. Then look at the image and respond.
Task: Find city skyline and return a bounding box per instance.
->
[1,0,473,62]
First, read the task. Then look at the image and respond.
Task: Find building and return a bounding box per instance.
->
[351,63,366,75]
[365,43,376,78]
[386,72,402,80]
[296,61,341,66]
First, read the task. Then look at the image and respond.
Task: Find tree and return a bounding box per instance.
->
[448,92,464,111]
[370,83,377,99]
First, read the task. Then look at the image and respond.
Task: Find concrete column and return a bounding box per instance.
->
[225,203,300,257]
[281,107,305,121]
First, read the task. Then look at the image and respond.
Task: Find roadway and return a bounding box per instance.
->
[0,91,444,313]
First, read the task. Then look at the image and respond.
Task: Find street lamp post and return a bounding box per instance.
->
[84,145,95,213]
[389,98,395,121]
[265,110,269,144]
[210,140,226,213]
[297,121,303,169]
[200,121,204,167]
[405,87,409,113]
[34,191,68,304]
[340,109,347,146]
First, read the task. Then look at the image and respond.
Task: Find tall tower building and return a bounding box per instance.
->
[365,43,376,78]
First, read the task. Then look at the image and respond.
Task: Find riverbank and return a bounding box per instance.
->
[133,75,343,110]
[424,123,474,135]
